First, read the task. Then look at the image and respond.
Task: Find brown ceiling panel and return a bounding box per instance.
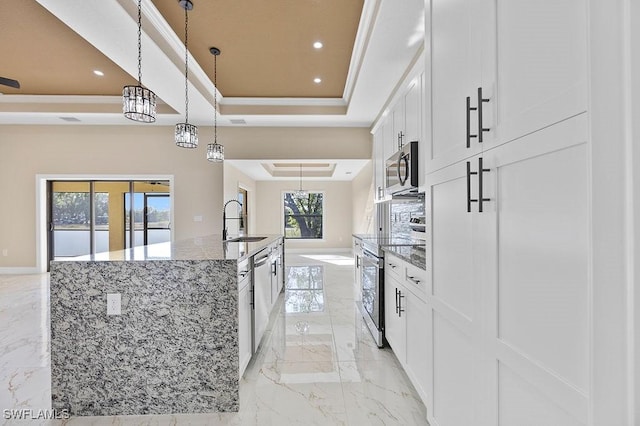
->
[0,0,137,95]
[151,0,363,98]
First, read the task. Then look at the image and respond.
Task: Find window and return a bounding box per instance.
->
[283,192,323,239]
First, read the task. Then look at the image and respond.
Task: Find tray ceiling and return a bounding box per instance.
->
[0,0,425,127]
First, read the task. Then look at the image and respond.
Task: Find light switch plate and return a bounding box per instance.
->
[194,215,203,222]
[107,293,121,315]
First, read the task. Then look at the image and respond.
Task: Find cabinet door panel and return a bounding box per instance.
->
[405,292,429,403]
[482,0,587,148]
[432,312,474,426]
[429,167,474,320]
[480,115,590,424]
[495,142,588,390]
[384,275,405,362]
[427,0,482,172]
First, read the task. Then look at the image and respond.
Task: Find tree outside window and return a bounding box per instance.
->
[284,192,323,239]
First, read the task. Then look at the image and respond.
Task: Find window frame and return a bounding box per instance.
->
[281,190,326,241]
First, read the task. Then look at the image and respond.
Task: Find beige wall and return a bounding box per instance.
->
[0,125,371,269]
[255,180,353,250]
[223,162,257,238]
[223,127,371,159]
[351,161,374,235]
[0,125,223,269]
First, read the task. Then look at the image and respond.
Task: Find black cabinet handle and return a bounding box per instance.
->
[250,287,254,309]
[398,131,404,150]
[466,96,478,148]
[467,161,478,212]
[478,157,491,212]
[398,290,405,317]
[395,287,399,314]
[477,87,490,143]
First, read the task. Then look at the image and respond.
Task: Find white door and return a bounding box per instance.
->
[425,0,483,173]
[479,113,589,426]
[383,117,397,163]
[404,77,421,145]
[373,128,385,201]
[384,274,405,362]
[479,0,588,150]
[425,159,479,425]
[405,290,429,404]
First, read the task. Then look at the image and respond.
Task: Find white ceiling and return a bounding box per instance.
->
[226,159,370,182]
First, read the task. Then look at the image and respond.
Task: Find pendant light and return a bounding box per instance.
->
[175,0,198,148]
[206,47,224,162]
[122,0,157,123]
[294,163,308,198]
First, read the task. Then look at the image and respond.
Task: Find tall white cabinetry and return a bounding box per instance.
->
[423,0,589,425]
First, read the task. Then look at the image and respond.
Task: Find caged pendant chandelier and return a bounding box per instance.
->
[294,163,308,199]
[122,0,157,123]
[206,47,224,162]
[175,0,198,148]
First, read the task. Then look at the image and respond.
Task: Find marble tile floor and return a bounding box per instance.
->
[0,252,429,425]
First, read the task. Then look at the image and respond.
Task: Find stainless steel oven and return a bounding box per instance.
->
[360,246,384,347]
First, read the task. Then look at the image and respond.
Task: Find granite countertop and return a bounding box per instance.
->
[55,234,283,263]
[382,245,426,270]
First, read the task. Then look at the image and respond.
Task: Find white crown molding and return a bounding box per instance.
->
[342,0,381,105]
[0,95,123,104]
[222,97,346,107]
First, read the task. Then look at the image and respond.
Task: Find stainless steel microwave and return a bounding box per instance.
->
[385,141,419,196]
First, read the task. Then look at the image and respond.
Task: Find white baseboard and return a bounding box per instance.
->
[0,267,40,275]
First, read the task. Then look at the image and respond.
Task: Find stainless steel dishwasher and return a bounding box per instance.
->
[252,248,271,352]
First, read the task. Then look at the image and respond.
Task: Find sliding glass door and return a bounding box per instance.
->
[48,180,171,262]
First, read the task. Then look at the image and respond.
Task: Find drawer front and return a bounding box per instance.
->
[385,254,403,281]
[404,262,427,299]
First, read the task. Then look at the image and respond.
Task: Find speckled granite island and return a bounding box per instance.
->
[49,234,282,417]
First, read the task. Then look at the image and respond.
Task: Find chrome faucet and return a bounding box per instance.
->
[222,199,243,241]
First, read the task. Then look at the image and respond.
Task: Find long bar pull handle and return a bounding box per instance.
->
[477,87,490,143]
[478,157,491,212]
[467,161,478,212]
[466,96,478,148]
[395,288,399,314]
[398,290,405,317]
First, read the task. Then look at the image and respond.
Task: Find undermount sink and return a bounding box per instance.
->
[224,236,267,243]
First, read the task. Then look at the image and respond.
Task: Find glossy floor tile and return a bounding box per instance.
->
[0,252,429,425]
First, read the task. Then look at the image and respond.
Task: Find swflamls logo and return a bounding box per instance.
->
[2,409,70,420]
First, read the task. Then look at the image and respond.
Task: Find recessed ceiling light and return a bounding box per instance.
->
[93,70,104,77]
[314,77,322,84]
[313,41,323,49]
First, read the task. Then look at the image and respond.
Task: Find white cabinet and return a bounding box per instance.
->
[424,0,587,173]
[425,0,483,173]
[373,127,386,202]
[480,0,587,151]
[384,273,406,362]
[404,76,421,145]
[425,113,589,426]
[384,253,429,404]
[238,259,252,378]
[383,117,397,164]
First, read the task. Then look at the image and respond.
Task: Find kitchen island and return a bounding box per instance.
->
[49,234,283,417]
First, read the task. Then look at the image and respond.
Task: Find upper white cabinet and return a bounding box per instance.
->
[373,127,386,202]
[479,0,588,150]
[404,76,421,146]
[425,0,587,173]
[425,0,483,173]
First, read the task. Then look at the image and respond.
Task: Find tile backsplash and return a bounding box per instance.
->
[390,198,425,237]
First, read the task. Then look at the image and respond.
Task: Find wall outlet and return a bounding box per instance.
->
[1,249,7,257]
[106,293,121,315]
[194,215,203,222]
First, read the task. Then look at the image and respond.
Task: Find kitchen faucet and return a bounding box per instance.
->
[222,199,243,241]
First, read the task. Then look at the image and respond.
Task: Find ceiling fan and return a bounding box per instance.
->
[0,77,20,89]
